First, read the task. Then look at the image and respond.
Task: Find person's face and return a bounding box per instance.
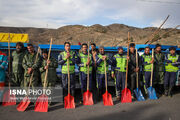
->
[91,45,95,51]
[16,45,22,52]
[118,49,123,54]
[42,53,48,59]
[130,47,135,53]
[65,43,71,52]
[156,46,161,53]
[145,48,150,54]
[99,48,104,54]
[170,50,175,55]
[27,46,34,54]
[82,45,87,53]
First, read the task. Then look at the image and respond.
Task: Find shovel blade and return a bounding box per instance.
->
[64,94,75,109]
[102,91,113,106]
[34,94,48,112]
[134,88,145,101]
[2,90,16,106]
[121,88,132,103]
[83,90,94,105]
[147,87,158,100]
[17,96,30,112]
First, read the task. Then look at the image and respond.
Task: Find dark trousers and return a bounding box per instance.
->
[62,73,75,97]
[164,72,176,87]
[128,72,137,94]
[115,71,126,97]
[144,72,152,88]
[97,73,107,98]
[80,72,92,91]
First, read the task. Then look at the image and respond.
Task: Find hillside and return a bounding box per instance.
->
[0,24,180,46]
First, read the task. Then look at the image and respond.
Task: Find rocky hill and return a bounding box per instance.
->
[0,24,180,46]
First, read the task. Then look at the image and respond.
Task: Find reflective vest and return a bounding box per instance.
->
[114,54,127,72]
[61,51,75,74]
[97,54,108,74]
[79,53,92,74]
[165,54,179,72]
[142,54,152,72]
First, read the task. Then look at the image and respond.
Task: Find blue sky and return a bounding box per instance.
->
[0,0,179,28]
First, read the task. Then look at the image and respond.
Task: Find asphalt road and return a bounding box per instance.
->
[1,89,180,120]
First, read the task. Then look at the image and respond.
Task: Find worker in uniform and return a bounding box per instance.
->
[154,44,165,96]
[141,47,154,94]
[77,43,93,103]
[164,47,180,97]
[90,43,98,100]
[40,49,58,105]
[128,43,140,100]
[22,44,41,88]
[58,42,77,100]
[0,51,8,100]
[112,47,129,100]
[11,42,26,87]
[96,46,112,101]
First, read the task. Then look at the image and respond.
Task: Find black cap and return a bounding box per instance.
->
[42,49,48,54]
[169,47,176,51]
[130,43,135,47]
[118,46,123,50]
[155,44,161,49]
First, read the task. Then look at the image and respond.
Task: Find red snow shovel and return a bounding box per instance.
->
[64,58,75,109]
[2,34,16,106]
[83,42,94,105]
[17,47,40,111]
[34,38,53,112]
[2,89,16,106]
[121,32,132,103]
[102,60,113,106]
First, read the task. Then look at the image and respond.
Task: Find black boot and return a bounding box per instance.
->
[164,87,168,96]
[71,89,75,102]
[80,89,84,104]
[97,88,102,101]
[168,86,173,98]
[160,84,164,95]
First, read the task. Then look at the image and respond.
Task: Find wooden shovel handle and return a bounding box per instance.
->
[28,47,40,88]
[150,49,154,87]
[125,32,130,89]
[67,58,70,94]
[145,15,170,44]
[43,38,53,88]
[87,42,90,91]
[104,60,108,91]
[8,33,11,90]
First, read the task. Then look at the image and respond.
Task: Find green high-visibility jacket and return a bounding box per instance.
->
[141,54,153,72]
[58,51,77,74]
[165,54,179,72]
[77,53,93,74]
[112,54,127,73]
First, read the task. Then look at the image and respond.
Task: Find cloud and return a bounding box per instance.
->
[0,0,179,28]
[0,0,99,28]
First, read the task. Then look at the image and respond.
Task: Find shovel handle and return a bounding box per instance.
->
[87,42,90,91]
[67,58,70,94]
[144,15,170,44]
[8,33,11,90]
[28,47,40,88]
[104,60,108,91]
[125,32,130,89]
[150,49,154,87]
[136,49,139,88]
[43,38,53,89]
